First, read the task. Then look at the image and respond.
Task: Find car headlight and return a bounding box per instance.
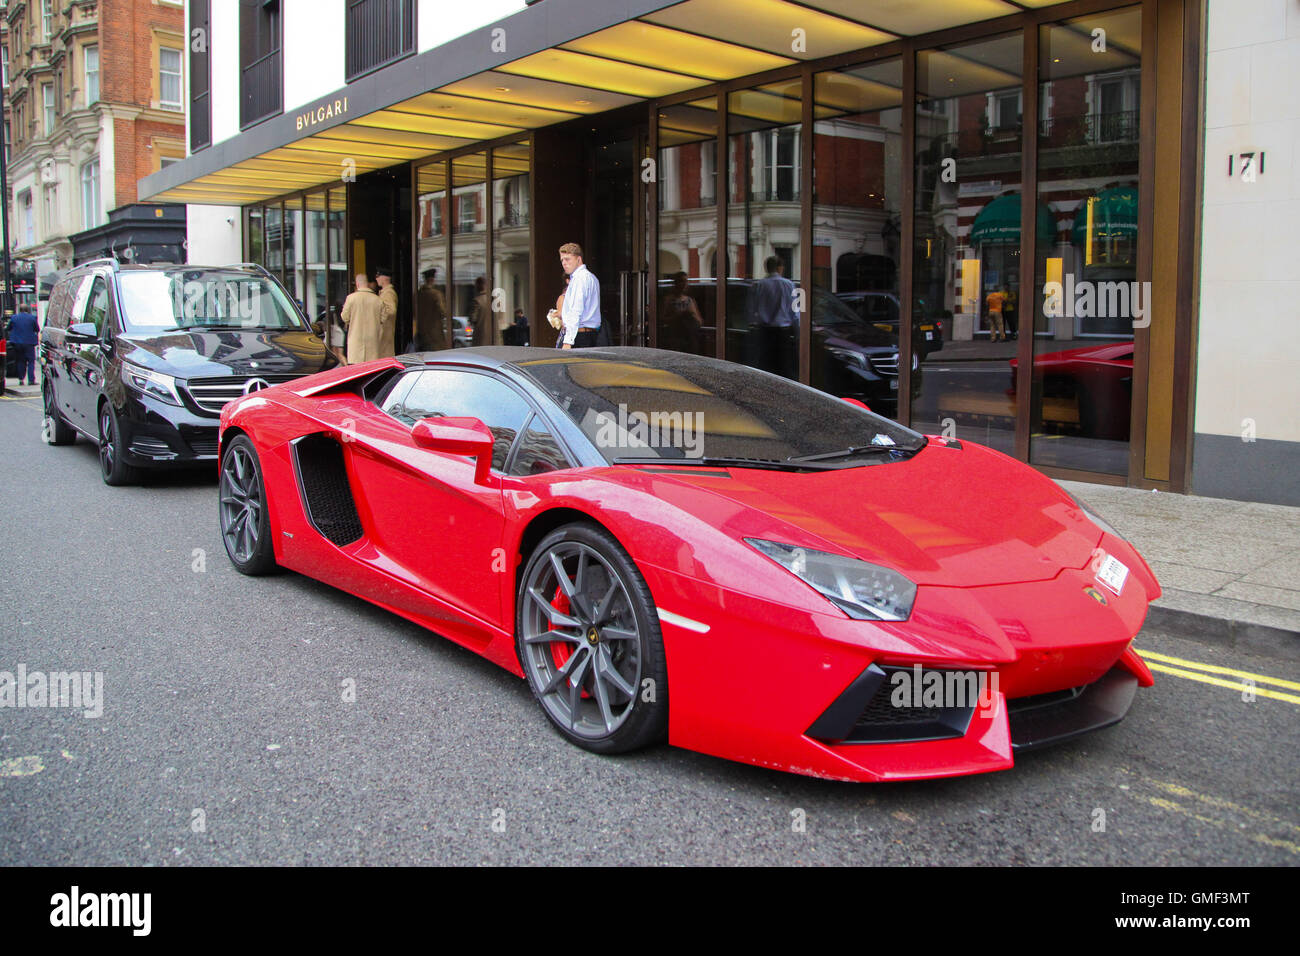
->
[122,363,182,406]
[827,346,867,370]
[1068,493,1124,540]
[745,538,917,621]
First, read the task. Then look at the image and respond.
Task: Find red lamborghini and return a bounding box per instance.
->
[217,347,1158,782]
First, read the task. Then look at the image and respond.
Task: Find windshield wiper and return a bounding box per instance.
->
[787,444,921,463]
[612,456,837,472]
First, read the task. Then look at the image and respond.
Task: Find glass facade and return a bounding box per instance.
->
[1031,6,1142,475]
[240,1,1162,483]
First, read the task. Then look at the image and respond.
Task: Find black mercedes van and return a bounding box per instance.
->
[40,259,335,485]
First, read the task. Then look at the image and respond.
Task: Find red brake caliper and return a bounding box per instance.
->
[548,586,590,698]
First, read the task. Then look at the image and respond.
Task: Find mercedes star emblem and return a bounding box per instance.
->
[242,378,271,395]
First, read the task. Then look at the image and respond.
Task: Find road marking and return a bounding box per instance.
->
[1137,648,1300,690]
[0,755,45,776]
[1142,661,1300,704]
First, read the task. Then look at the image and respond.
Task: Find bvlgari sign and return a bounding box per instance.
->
[296,95,349,132]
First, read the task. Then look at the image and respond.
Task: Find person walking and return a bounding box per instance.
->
[7,301,40,386]
[414,267,448,351]
[341,274,386,364]
[985,285,1007,343]
[747,256,797,378]
[375,267,398,357]
[558,243,601,349]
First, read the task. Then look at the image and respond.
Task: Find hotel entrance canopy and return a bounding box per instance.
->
[139,0,1077,206]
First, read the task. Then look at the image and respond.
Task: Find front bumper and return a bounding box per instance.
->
[646,541,1155,782]
[116,391,220,466]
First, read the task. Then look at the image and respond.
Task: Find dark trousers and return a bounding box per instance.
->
[572,328,600,349]
[10,344,35,383]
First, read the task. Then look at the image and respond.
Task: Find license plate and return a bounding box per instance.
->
[889,378,899,390]
[1097,555,1129,596]
[925,332,933,340]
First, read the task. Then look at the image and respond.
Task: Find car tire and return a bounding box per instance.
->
[516,522,668,755]
[42,381,76,446]
[98,401,143,486]
[219,434,278,575]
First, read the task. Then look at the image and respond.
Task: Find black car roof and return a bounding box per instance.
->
[404,345,705,373]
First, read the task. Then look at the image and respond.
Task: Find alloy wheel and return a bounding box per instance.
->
[220,444,263,564]
[519,541,642,739]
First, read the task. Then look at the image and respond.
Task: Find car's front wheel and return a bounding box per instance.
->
[98,402,142,486]
[42,381,75,446]
[219,435,278,575]
[516,522,668,754]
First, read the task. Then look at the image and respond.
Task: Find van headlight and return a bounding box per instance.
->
[122,363,182,406]
[745,539,917,621]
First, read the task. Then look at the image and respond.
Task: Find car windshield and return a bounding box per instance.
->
[513,349,926,465]
[116,270,306,334]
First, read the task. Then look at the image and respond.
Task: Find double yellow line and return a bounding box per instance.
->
[1137,649,1300,704]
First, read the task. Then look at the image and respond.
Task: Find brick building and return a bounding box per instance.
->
[4,0,187,276]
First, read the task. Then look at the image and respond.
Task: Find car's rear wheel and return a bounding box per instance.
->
[516,522,667,754]
[42,381,75,446]
[98,402,142,485]
[219,435,278,575]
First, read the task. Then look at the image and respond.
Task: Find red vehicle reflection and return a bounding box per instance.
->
[1010,342,1133,441]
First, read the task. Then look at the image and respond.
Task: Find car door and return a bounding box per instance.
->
[344,366,534,632]
[65,274,113,429]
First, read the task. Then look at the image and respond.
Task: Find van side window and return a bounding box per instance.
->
[45,279,72,330]
[83,277,110,336]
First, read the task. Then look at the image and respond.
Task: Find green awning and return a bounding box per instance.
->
[1071,186,1139,246]
[969,192,1056,245]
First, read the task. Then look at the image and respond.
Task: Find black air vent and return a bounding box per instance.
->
[293,434,363,547]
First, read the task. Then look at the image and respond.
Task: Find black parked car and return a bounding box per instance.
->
[40,259,334,485]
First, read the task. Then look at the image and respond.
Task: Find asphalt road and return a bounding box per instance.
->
[0,390,1296,866]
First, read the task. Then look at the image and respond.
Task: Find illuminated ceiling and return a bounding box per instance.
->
[145,0,1077,205]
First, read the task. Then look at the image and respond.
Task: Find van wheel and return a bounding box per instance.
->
[99,402,142,486]
[42,381,76,446]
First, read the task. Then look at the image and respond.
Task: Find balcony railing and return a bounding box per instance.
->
[1039,110,1140,146]
[240,49,281,129]
[346,0,414,82]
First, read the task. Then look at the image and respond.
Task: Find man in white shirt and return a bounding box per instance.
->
[558,242,602,349]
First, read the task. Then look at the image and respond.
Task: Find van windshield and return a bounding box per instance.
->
[116,270,307,334]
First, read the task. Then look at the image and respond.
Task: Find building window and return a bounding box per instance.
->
[20,191,34,246]
[43,185,57,234]
[2,45,9,88]
[81,159,101,229]
[42,83,55,135]
[345,0,415,82]
[765,127,800,202]
[41,0,53,41]
[189,0,211,150]
[160,46,183,110]
[84,44,99,105]
[239,0,282,128]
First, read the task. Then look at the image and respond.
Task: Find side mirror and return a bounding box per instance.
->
[411,416,495,484]
[66,322,99,344]
[842,397,871,413]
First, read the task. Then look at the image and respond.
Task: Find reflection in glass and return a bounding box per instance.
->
[1029,7,1141,475]
[264,203,283,278]
[810,58,910,417]
[726,79,803,379]
[493,141,531,347]
[326,186,348,352]
[415,161,450,350]
[284,200,304,304]
[912,32,1023,453]
[304,191,328,331]
[246,207,264,269]
[657,97,717,357]
[452,153,492,346]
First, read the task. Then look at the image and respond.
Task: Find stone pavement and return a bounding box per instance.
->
[1059,479,1300,654]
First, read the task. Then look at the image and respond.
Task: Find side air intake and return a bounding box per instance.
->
[292,434,364,547]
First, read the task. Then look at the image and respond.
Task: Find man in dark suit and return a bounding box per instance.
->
[7,302,40,386]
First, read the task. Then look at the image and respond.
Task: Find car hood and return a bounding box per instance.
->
[118,329,328,378]
[638,441,1100,587]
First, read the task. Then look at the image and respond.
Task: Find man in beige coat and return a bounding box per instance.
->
[376,267,398,357]
[341,274,386,364]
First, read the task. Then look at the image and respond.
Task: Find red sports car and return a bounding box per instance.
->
[218,347,1158,782]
